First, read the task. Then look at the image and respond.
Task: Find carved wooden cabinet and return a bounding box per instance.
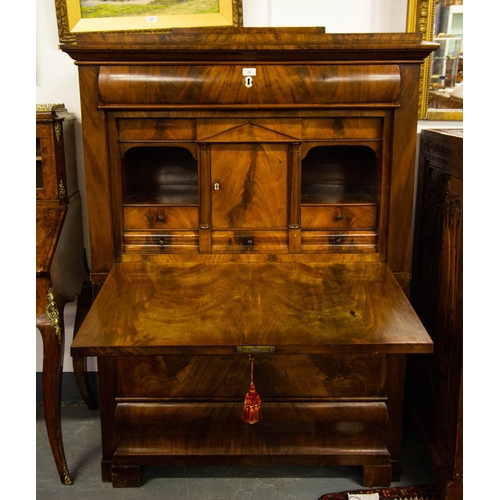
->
[408,129,463,500]
[36,104,89,484]
[62,29,437,488]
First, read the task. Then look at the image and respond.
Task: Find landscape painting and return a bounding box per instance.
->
[80,0,220,19]
[55,0,242,43]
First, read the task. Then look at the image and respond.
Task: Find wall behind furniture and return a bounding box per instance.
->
[35,0,460,396]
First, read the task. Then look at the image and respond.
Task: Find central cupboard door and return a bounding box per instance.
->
[210,143,289,229]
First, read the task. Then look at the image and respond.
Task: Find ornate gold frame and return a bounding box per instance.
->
[406,0,434,119]
[55,0,243,43]
[406,0,463,120]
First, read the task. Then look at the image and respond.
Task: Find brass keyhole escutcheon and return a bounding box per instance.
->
[214,182,220,190]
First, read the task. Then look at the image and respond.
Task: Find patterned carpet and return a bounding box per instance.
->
[318,484,437,500]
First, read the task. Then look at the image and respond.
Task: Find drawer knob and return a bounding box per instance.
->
[335,237,342,243]
[158,238,166,246]
[157,215,165,222]
[335,214,343,220]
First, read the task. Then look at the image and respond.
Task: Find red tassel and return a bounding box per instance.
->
[243,356,262,424]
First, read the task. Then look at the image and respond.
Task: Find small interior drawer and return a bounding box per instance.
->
[117,119,196,141]
[211,231,288,254]
[123,231,199,253]
[301,230,377,253]
[123,206,199,230]
[303,118,382,140]
[301,205,377,229]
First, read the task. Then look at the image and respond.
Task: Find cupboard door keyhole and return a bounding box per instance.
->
[214,182,220,190]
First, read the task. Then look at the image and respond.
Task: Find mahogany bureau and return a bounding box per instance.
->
[63,28,437,488]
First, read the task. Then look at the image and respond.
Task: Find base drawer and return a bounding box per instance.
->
[114,401,390,464]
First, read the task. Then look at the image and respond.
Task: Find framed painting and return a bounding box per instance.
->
[55,0,243,43]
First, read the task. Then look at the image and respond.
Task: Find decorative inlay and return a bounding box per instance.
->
[58,179,67,199]
[54,122,62,143]
[45,288,62,344]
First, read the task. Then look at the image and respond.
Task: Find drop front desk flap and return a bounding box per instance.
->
[63,28,437,488]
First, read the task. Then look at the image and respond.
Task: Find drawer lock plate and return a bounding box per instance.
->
[237,345,275,354]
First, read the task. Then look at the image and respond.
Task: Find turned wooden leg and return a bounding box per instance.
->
[39,322,72,485]
[72,282,98,410]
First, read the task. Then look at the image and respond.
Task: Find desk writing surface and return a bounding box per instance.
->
[71,262,432,356]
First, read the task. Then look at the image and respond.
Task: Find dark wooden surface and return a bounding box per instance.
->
[62,29,437,488]
[409,129,463,500]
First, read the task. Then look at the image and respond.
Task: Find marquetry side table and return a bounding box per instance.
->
[36,104,90,484]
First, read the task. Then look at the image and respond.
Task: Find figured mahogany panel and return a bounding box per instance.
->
[116,354,386,399]
[71,262,433,356]
[211,143,288,229]
[303,118,382,140]
[197,119,302,142]
[118,119,195,141]
[98,65,401,106]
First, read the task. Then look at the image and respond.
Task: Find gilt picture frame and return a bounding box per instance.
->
[54,0,243,44]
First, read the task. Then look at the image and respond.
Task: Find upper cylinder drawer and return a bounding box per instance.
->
[98,65,401,106]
